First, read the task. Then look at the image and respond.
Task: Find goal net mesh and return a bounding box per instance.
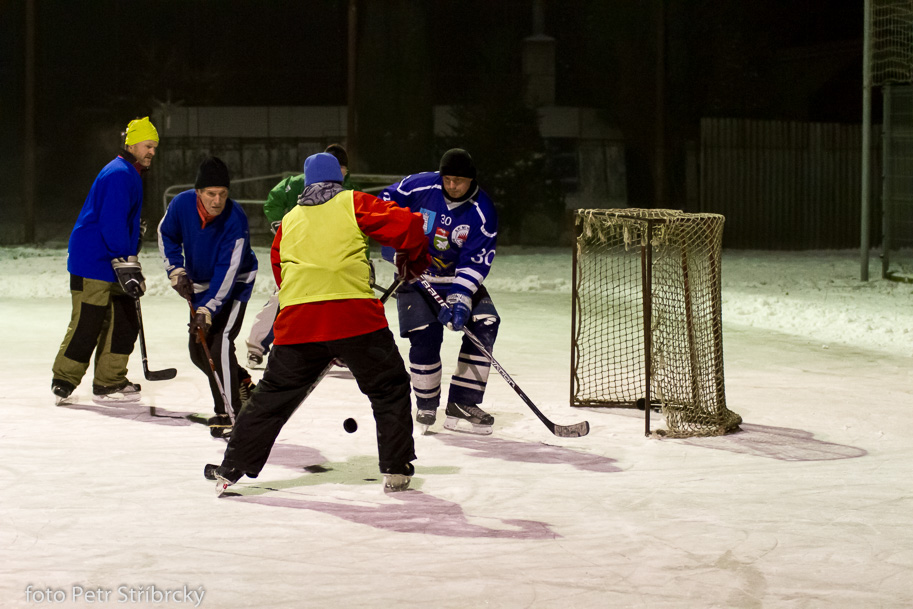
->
[873,0,913,86]
[572,209,742,438]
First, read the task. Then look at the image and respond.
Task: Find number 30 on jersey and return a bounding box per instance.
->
[471,248,496,266]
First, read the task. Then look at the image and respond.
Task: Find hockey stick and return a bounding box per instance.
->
[134,299,177,381]
[377,277,403,303]
[188,301,235,425]
[415,277,590,438]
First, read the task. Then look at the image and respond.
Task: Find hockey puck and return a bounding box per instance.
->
[636,398,662,413]
[343,418,358,433]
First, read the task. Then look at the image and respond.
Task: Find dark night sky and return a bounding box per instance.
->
[1,0,867,231]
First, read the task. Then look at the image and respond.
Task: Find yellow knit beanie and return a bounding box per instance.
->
[124,117,159,145]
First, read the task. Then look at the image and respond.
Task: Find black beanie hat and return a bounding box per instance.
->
[439,148,476,180]
[195,157,230,190]
[324,144,349,168]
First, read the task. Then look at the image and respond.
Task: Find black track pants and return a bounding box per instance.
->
[223,327,415,476]
[188,300,248,416]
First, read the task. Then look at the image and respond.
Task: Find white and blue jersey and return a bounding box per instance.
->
[380,171,497,301]
[380,170,501,410]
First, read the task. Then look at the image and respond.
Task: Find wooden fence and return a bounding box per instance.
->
[700,118,881,249]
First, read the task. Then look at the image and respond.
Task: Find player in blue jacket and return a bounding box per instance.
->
[158,157,258,436]
[51,117,158,406]
[380,149,500,435]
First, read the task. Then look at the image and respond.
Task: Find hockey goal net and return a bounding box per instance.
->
[571,208,742,438]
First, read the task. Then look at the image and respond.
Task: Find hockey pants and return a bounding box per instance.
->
[222,327,416,476]
[52,274,139,389]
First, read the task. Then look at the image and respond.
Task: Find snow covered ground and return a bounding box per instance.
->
[1,245,911,608]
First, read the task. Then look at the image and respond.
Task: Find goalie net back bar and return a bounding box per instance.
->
[571,209,741,437]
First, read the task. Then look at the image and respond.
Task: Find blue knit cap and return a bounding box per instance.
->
[304,153,344,186]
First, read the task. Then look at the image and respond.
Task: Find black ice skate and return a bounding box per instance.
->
[205,464,243,496]
[443,402,494,435]
[383,463,414,493]
[207,414,232,439]
[415,408,437,434]
[92,380,142,405]
[52,380,76,406]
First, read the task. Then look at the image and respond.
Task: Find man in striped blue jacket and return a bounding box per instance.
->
[158,157,258,435]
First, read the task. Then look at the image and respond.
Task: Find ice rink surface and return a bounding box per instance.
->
[2,246,912,608]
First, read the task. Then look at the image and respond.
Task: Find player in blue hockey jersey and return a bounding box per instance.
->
[380,149,500,435]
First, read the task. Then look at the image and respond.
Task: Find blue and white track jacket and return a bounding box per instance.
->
[157,190,258,315]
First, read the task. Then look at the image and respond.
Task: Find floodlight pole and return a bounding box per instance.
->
[861,0,872,281]
[347,0,358,169]
[23,0,36,244]
[882,84,893,279]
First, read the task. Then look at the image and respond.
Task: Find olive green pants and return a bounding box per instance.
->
[52,274,139,389]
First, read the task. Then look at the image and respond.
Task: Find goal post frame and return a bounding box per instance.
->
[571,208,741,438]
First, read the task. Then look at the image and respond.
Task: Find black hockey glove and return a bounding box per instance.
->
[169,268,194,301]
[437,292,472,331]
[189,307,212,343]
[137,219,147,252]
[111,256,145,299]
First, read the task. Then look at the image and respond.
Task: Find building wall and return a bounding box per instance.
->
[150,104,629,231]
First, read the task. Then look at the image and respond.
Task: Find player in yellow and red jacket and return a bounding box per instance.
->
[212,152,429,493]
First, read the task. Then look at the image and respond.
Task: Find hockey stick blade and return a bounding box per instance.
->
[144,367,177,381]
[480,343,590,438]
[414,278,590,438]
[552,420,591,438]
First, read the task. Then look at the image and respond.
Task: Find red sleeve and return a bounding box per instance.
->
[270,226,283,288]
[352,191,426,258]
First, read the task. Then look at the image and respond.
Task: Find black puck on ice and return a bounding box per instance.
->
[343,418,358,433]
[635,398,662,413]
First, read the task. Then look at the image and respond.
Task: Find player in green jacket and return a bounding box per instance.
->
[262,145,357,230]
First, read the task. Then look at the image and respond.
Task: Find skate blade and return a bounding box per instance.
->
[418,423,432,435]
[54,395,75,406]
[215,476,234,497]
[92,393,142,405]
[443,416,493,436]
